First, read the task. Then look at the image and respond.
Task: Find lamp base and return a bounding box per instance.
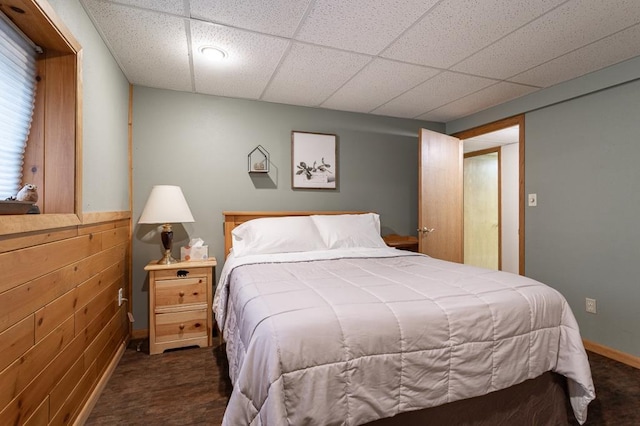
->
[157,250,179,265]
[157,224,179,265]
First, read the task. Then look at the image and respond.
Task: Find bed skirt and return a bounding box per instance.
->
[366,371,569,426]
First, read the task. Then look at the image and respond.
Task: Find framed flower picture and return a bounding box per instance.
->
[291,131,337,189]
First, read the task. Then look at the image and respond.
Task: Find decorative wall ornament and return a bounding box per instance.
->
[248,145,270,173]
[291,131,337,190]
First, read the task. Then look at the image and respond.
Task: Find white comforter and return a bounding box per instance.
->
[213,248,595,425]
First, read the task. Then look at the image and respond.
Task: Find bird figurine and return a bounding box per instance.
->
[16,184,38,203]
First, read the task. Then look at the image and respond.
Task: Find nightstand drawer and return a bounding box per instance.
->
[155,309,208,343]
[154,267,210,280]
[155,277,207,310]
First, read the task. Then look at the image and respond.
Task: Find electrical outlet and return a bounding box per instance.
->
[585,298,597,314]
[118,288,124,306]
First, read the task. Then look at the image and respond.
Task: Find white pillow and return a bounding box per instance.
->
[310,213,387,249]
[231,216,327,257]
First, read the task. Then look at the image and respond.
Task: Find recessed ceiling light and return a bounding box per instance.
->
[199,46,228,61]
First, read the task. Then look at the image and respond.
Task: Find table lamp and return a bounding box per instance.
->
[138,185,195,264]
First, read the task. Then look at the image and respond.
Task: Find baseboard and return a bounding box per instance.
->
[131,328,148,339]
[583,339,640,369]
[73,341,127,426]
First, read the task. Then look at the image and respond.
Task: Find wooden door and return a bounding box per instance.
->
[463,150,500,270]
[418,129,463,263]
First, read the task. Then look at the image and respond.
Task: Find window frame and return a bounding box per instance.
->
[0,13,38,200]
[0,0,82,235]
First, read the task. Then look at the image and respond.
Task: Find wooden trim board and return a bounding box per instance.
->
[0,211,130,236]
[583,339,640,370]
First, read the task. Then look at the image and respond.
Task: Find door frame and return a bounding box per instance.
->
[453,114,525,275]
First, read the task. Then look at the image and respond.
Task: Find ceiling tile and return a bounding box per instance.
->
[191,21,290,99]
[372,71,496,119]
[262,42,371,107]
[103,0,187,16]
[509,23,640,87]
[82,0,640,122]
[417,82,537,122]
[382,0,565,69]
[453,0,640,79]
[295,0,439,55]
[321,59,439,113]
[190,0,311,38]
[83,0,191,91]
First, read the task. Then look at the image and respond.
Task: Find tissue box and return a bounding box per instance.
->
[180,245,208,261]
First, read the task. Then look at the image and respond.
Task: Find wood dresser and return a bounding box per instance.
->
[144,258,216,355]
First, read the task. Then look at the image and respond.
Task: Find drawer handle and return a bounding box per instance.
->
[194,322,201,328]
[177,270,189,278]
[179,324,185,330]
[179,291,185,297]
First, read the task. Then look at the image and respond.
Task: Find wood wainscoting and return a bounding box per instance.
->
[0,213,131,424]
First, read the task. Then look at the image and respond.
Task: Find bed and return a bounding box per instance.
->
[213,211,595,425]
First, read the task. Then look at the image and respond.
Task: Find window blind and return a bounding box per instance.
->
[0,13,38,200]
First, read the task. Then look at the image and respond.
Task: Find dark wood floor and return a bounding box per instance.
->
[85,340,231,425]
[572,351,640,425]
[86,340,639,425]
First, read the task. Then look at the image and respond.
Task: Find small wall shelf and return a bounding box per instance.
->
[248,145,270,173]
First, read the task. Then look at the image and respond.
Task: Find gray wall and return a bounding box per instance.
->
[525,79,640,356]
[447,58,640,357]
[131,86,443,330]
[50,0,130,212]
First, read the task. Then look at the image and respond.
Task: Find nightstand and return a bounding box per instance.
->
[383,234,419,252]
[145,258,217,355]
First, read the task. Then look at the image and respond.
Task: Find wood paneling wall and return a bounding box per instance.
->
[0,217,130,424]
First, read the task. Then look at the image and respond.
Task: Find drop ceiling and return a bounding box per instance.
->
[80,0,640,123]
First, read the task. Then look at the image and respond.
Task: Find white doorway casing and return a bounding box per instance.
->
[501,143,520,274]
[456,118,523,275]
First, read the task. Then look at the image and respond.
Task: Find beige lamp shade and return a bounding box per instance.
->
[138,185,194,224]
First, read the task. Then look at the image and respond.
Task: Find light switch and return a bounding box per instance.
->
[528,193,537,207]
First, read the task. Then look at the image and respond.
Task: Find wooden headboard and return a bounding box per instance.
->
[223,211,365,256]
